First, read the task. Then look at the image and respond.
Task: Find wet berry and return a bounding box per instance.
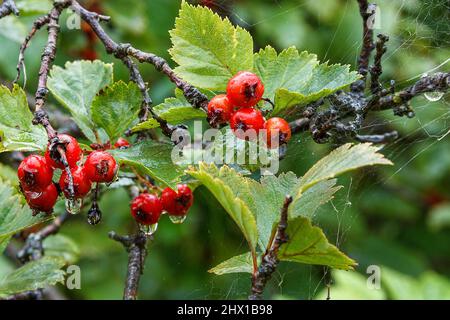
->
[84,151,117,183]
[18,155,53,191]
[226,71,264,107]
[264,117,292,148]
[230,107,266,140]
[161,184,194,216]
[24,183,58,213]
[59,166,91,198]
[130,193,162,225]
[114,137,130,149]
[45,134,82,169]
[207,94,234,127]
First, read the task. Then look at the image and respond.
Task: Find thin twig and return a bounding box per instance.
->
[109,231,149,300]
[0,0,19,19]
[249,195,292,300]
[370,34,389,95]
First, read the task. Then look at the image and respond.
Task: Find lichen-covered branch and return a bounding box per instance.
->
[0,0,18,19]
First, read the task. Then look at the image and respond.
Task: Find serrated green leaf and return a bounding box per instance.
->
[278,216,356,270]
[0,236,10,255]
[0,179,53,245]
[187,163,258,253]
[253,46,359,118]
[208,252,254,275]
[0,16,26,43]
[0,256,65,297]
[0,85,47,153]
[290,179,342,219]
[298,143,392,194]
[254,46,318,101]
[130,97,206,133]
[110,140,183,189]
[169,1,253,91]
[91,81,142,143]
[43,234,80,265]
[47,60,113,142]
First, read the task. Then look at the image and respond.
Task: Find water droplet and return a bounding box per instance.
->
[87,203,102,225]
[65,198,82,215]
[424,91,444,102]
[139,223,158,236]
[169,215,187,224]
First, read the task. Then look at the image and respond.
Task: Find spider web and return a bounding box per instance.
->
[191,0,450,300]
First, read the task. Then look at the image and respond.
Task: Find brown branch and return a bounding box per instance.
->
[70,0,209,113]
[109,231,149,300]
[14,14,51,84]
[369,34,389,95]
[249,195,292,300]
[0,0,18,19]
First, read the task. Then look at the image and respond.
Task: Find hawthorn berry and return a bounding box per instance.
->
[226,71,264,107]
[230,107,266,140]
[114,137,130,149]
[161,184,194,216]
[18,155,53,191]
[84,151,118,183]
[207,94,234,127]
[264,117,292,148]
[23,183,58,213]
[59,166,92,198]
[45,134,82,169]
[130,193,163,225]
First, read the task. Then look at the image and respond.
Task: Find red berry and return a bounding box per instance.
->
[114,137,130,149]
[24,183,58,213]
[84,151,117,183]
[230,107,266,140]
[130,193,162,225]
[161,184,194,216]
[59,166,91,198]
[45,134,82,169]
[18,155,53,191]
[226,71,264,107]
[207,94,234,127]
[264,117,292,148]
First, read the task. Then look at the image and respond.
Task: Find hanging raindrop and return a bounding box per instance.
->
[65,197,82,215]
[169,215,187,224]
[139,223,158,236]
[87,203,102,225]
[421,73,444,102]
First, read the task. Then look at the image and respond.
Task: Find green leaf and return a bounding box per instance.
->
[91,81,142,143]
[43,234,80,265]
[169,1,253,91]
[187,163,258,253]
[110,140,184,189]
[0,16,26,43]
[278,216,356,270]
[290,179,342,219]
[0,257,65,297]
[0,179,53,246]
[0,85,47,153]
[130,97,206,133]
[0,162,19,184]
[15,0,52,16]
[298,143,392,193]
[47,60,113,142]
[0,237,10,255]
[254,46,318,101]
[428,203,450,231]
[208,252,254,275]
[253,46,359,117]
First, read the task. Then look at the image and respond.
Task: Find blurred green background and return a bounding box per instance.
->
[1,0,449,299]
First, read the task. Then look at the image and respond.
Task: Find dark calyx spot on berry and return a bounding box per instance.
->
[23,171,37,188]
[96,160,110,176]
[279,132,288,145]
[236,121,248,131]
[176,194,191,207]
[244,83,258,99]
[208,110,224,128]
[48,137,68,164]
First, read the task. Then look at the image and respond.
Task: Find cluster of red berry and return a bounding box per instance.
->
[207,71,292,148]
[17,133,118,214]
[130,184,193,228]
